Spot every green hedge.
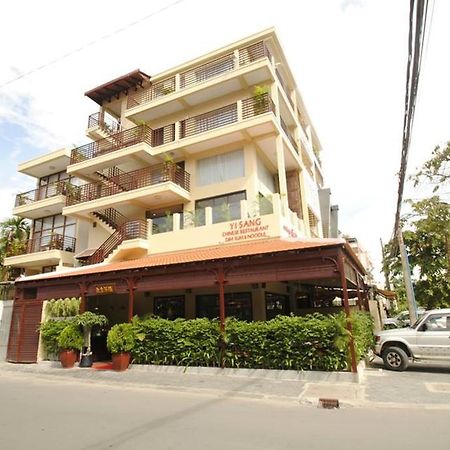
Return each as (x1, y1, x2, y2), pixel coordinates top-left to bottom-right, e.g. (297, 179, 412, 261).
(131, 312, 374, 371)
(39, 319, 74, 356)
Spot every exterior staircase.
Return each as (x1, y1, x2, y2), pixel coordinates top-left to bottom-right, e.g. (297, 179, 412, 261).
(88, 207, 147, 265)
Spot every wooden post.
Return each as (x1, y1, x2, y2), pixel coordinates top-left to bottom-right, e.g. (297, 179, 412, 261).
(355, 273, 363, 311)
(79, 282, 87, 313)
(216, 264, 226, 368)
(338, 251, 358, 374)
(126, 278, 136, 322)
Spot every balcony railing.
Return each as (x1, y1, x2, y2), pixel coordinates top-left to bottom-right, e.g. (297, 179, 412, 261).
(72, 94, 275, 165)
(280, 118, 299, 154)
(88, 112, 120, 133)
(87, 219, 147, 265)
(15, 181, 69, 207)
(276, 68, 294, 110)
(127, 40, 272, 109)
(66, 163, 191, 206)
(70, 124, 175, 164)
(181, 92, 275, 139)
(7, 234, 76, 256)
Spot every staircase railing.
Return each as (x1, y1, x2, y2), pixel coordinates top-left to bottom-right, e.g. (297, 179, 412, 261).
(92, 208, 129, 230)
(87, 219, 147, 265)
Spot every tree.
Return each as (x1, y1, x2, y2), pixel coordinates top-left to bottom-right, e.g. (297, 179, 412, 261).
(384, 197, 450, 310)
(412, 141, 450, 192)
(0, 216, 30, 281)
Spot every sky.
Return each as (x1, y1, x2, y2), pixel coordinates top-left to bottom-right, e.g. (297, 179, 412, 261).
(0, 0, 448, 283)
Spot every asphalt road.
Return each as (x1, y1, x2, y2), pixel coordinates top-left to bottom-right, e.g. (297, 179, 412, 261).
(1, 372, 450, 450)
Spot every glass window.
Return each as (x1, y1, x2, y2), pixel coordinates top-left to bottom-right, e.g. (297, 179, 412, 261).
(265, 292, 290, 320)
(196, 292, 252, 321)
(424, 314, 450, 331)
(154, 296, 185, 320)
(196, 191, 246, 225)
(197, 149, 244, 186)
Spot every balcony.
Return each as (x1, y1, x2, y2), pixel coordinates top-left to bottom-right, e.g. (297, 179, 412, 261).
(13, 181, 69, 219)
(86, 111, 121, 140)
(126, 40, 274, 122)
(4, 234, 76, 269)
(68, 124, 175, 176)
(64, 163, 191, 215)
(68, 93, 278, 176)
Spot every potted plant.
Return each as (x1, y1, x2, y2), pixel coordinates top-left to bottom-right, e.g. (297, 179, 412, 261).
(57, 323, 83, 368)
(252, 85, 269, 115)
(74, 312, 108, 367)
(107, 323, 135, 371)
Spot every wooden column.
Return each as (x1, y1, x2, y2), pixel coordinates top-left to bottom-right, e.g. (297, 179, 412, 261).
(216, 264, 227, 368)
(126, 278, 137, 322)
(79, 282, 87, 313)
(355, 273, 363, 311)
(338, 251, 358, 374)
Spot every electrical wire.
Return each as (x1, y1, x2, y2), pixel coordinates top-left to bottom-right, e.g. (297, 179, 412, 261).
(0, 0, 186, 90)
(392, 0, 433, 239)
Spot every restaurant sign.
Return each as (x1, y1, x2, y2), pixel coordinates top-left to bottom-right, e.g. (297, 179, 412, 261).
(221, 217, 269, 243)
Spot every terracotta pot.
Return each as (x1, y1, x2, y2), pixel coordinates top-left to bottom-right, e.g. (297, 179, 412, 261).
(111, 352, 131, 371)
(60, 349, 78, 369)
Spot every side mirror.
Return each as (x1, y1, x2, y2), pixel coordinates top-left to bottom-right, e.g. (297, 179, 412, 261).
(419, 323, 428, 332)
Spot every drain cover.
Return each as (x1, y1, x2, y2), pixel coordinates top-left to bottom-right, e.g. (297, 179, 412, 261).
(318, 398, 340, 409)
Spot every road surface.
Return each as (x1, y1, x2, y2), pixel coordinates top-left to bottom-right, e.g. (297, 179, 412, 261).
(0, 372, 449, 450)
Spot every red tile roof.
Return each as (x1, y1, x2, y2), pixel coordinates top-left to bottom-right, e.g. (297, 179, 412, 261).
(22, 237, 358, 283)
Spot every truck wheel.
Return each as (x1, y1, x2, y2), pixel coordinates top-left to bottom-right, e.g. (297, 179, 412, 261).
(381, 346, 409, 371)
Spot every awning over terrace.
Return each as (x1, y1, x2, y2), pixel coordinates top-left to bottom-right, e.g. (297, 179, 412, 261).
(85, 69, 151, 105)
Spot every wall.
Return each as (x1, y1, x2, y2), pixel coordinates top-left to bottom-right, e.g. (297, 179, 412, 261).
(0, 301, 14, 361)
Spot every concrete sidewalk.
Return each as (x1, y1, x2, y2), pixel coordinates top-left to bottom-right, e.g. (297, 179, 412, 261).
(1, 358, 450, 410)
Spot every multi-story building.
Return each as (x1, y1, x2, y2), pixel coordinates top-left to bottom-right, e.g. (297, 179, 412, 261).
(6, 28, 326, 277)
(4, 29, 367, 365)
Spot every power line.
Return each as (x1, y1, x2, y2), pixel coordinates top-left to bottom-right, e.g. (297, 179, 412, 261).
(0, 0, 186, 90)
(393, 0, 433, 237)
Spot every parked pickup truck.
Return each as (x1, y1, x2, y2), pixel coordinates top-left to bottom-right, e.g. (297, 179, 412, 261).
(375, 308, 450, 371)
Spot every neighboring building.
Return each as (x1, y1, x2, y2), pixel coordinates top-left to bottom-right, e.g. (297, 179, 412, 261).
(346, 237, 374, 283)
(4, 29, 367, 366)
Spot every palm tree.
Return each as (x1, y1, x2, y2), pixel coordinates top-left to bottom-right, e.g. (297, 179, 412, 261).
(0, 216, 30, 280)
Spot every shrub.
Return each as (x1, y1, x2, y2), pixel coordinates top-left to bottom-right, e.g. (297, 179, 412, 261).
(130, 312, 374, 371)
(39, 320, 72, 356)
(57, 324, 83, 351)
(107, 323, 135, 354)
(45, 297, 80, 318)
(132, 317, 220, 366)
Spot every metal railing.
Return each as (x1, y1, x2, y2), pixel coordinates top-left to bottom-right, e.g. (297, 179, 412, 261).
(242, 92, 275, 119)
(88, 112, 120, 133)
(14, 234, 77, 255)
(180, 53, 235, 89)
(127, 76, 176, 109)
(87, 219, 147, 265)
(70, 124, 174, 164)
(15, 181, 70, 207)
(238, 41, 272, 66)
(180, 104, 238, 138)
(92, 208, 129, 230)
(127, 40, 272, 109)
(276, 68, 294, 110)
(280, 118, 299, 154)
(66, 163, 190, 206)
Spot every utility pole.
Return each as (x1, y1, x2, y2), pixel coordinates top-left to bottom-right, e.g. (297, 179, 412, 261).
(380, 238, 391, 290)
(397, 228, 418, 324)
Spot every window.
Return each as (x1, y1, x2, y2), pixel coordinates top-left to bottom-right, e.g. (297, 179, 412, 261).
(197, 149, 244, 186)
(195, 191, 246, 225)
(31, 214, 76, 252)
(265, 292, 290, 320)
(146, 204, 184, 234)
(257, 157, 275, 193)
(154, 296, 185, 320)
(424, 314, 450, 331)
(196, 292, 252, 321)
